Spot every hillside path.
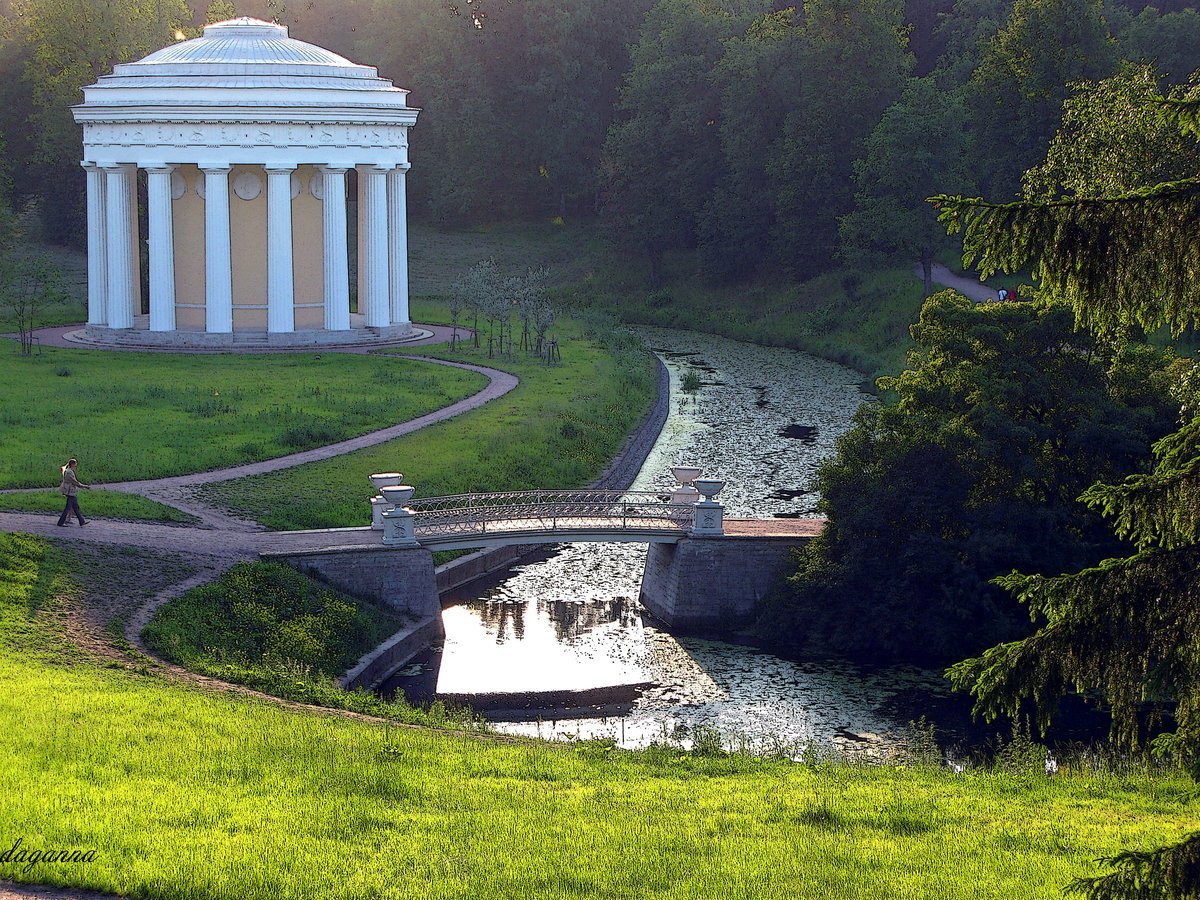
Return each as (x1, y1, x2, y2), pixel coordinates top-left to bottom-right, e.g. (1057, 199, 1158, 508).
(916, 262, 995, 302)
(1, 352, 517, 529)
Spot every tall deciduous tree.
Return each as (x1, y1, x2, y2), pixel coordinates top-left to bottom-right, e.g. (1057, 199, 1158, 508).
(13, 0, 190, 244)
(840, 76, 975, 294)
(602, 0, 763, 283)
(768, 0, 912, 276)
(762, 291, 1174, 663)
(965, 0, 1118, 199)
(935, 84, 1200, 899)
(698, 7, 803, 281)
(1022, 63, 1200, 200)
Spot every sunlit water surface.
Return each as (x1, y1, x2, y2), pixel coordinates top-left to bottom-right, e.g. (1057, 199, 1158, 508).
(385, 328, 959, 752)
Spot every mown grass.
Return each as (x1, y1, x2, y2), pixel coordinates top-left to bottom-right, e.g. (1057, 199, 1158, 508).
(0, 489, 197, 524)
(0, 346, 486, 488)
(198, 315, 658, 530)
(141, 560, 480, 726)
(2, 532, 1199, 899)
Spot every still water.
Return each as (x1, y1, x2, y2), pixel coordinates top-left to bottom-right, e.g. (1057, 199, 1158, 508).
(385, 328, 958, 752)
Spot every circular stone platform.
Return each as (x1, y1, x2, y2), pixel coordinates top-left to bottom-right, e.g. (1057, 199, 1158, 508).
(61, 321, 435, 351)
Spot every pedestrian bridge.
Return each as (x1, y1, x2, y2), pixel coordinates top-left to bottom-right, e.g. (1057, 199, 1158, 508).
(401, 489, 698, 551)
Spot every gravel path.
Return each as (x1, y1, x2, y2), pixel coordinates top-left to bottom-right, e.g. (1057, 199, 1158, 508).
(1, 353, 517, 529)
(916, 262, 995, 303)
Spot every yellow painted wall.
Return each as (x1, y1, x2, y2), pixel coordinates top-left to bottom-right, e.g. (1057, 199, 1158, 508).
(172, 164, 206, 332)
(230, 165, 268, 332)
(168, 163, 334, 333)
(293, 165, 325, 331)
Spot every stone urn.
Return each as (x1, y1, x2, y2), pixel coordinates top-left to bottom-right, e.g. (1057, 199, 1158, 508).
(380, 485, 415, 507)
(693, 479, 725, 501)
(670, 466, 702, 486)
(369, 472, 403, 490)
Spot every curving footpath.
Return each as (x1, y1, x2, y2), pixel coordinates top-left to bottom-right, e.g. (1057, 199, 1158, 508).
(0, 354, 517, 530)
(0, 348, 519, 664)
(915, 262, 995, 303)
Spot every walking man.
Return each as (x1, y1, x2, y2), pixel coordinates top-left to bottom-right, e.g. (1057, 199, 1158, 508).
(57, 458, 90, 526)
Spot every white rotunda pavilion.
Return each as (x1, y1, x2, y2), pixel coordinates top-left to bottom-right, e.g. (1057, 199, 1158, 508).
(72, 17, 421, 346)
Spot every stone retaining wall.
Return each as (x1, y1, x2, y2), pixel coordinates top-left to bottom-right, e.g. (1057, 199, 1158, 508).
(267, 544, 443, 632)
(340, 615, 443, 690)
(639, 534, 812, 632)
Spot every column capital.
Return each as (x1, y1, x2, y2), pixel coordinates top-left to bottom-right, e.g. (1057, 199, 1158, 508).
(144, 164, 176, 175)
(360, 163, 396, 173)
(80, 161, 99, 172)
(199, 163, 232, 174)
(100, 162, 135, 172)
(264, 163, 297, 175)
(319, 165, 349, 175)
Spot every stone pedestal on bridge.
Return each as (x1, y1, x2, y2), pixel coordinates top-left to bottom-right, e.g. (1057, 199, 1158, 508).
(639, 522, 821, 632)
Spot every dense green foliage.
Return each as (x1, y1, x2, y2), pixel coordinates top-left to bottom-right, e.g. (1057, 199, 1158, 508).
(143, 560, 400, 676)
(761, 292, 1177, 663)
(840, 76, 975, 293)
(4, 532, 1200, 899)
(4, 0, 1198, 311)
(199, 314, 658, 529)
(0, 347, 484, 488)
(141, 559, 480, 725)
(934, 66, 1200, 900)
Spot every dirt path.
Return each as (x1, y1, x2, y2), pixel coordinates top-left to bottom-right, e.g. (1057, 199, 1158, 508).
(1, 352, 517, 529)
(915, 262, 995, 303)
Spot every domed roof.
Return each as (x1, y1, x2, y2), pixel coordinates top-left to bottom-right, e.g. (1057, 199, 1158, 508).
(120, 18, 381, 82)
(76, 17, 410, 109)
(74, 17, 417, 168)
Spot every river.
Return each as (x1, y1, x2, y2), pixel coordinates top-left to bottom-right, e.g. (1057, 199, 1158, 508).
(384, 328, 961, 754)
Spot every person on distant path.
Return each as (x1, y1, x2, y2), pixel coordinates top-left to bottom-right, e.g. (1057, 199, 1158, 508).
(998, 288, 1009, 302)
(57, 458, 90, 526)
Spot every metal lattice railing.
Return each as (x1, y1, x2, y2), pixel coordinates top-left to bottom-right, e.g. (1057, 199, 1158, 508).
(405, 490, 693, 539)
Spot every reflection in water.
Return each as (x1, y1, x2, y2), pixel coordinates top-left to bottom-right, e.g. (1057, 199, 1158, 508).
(385, 328, 961, 751)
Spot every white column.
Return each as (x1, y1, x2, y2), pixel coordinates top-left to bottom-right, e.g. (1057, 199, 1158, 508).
(201, 165, 233, 333)
(81, 163, 107, 326)
(387, 166, 410, 327)
(146, 166, 176, 332)
(265, 165, 296, 333)
(320, 166, 350, 331)
(360, 165, 391, 328)
(102, 164, 136, 330)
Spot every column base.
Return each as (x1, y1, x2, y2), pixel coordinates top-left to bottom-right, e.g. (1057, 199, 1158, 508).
(71, 323, 431, 350)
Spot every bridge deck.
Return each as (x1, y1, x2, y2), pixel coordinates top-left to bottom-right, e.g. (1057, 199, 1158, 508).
(260, 517, 827, 557)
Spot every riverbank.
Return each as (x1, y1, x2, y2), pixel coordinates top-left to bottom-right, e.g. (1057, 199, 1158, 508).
(2, 532, 1197, 900)
(404, 220, 978, 380)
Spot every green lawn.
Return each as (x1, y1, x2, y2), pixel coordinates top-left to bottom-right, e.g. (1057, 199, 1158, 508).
(0, 239, 89, 332)
(198, 316, 658, 530)
(140, 560, 479, 727)
(0, 489, 197, 524)
(0, 346, 487, 489)
(2, 532, 1198, 899)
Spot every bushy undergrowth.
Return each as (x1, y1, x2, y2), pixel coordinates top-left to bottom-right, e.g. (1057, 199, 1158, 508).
(143, 561, 398, 676)
(142, 560, 481, 728)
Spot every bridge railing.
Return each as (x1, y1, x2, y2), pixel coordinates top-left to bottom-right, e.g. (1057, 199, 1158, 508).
(405, 489, 693, 539)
